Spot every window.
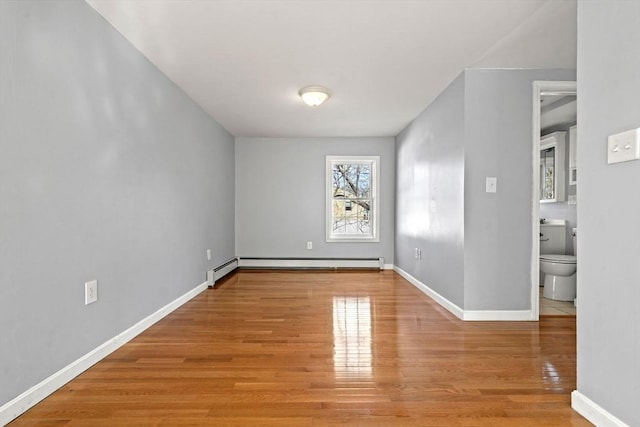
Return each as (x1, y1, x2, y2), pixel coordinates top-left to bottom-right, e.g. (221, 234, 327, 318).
(326, 156, 379, 242)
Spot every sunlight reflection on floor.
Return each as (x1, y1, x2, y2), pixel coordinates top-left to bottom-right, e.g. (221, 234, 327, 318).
(333, 296, 372, 377)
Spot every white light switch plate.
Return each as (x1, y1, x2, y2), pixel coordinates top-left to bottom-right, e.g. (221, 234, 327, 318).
(85, 280, 98, 305)
(486, 177, 497, 193)
(608, 128, 640, 164)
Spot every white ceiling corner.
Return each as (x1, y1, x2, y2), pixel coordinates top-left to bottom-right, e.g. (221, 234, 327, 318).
(85, 0, 576, 138)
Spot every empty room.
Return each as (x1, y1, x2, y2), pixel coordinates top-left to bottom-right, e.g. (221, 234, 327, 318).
(1, 1, 638, 426)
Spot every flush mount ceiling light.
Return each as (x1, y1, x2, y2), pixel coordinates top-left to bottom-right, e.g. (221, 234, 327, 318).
(299, 86, 331, 107)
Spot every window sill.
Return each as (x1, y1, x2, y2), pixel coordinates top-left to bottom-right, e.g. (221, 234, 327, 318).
(326, 237, 380, 243)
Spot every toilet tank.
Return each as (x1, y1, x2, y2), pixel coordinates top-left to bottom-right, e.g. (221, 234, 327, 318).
(540, 220, 566, 254)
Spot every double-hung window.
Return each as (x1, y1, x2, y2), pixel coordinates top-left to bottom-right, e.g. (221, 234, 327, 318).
(326, 156, 379, 242)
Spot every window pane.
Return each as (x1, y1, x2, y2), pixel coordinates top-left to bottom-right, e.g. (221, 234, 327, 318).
(327, 156, 378, 242)
(332, 167, 345, 197)
(331, 166, 372, 236)
(333, 163, 372, 199)
(337, 164, 356, 198)
(344, 205, 358, 234)
(348, 165, 360, 198)
(356, 203, 371, 235)
(332, 200, 346, 234)
(356, 165, 371, 198)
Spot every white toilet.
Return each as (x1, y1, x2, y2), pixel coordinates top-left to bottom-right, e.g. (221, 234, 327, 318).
(540, 220, 577, 301)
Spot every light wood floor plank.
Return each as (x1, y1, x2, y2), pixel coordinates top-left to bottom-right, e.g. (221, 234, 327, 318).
(9, 270, 591, 426)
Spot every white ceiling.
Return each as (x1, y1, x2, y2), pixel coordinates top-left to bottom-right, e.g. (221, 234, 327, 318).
(86, 0, 576, 138)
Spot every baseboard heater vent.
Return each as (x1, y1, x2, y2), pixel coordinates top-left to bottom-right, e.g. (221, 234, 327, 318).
(207, 257, 238, 287)
(237, 257, 384, 270)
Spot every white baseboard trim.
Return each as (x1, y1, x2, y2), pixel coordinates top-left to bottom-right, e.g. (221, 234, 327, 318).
(393, 265, 533, 321)
(572, 390, 629, 427)
(462, 309, 533, 321)
(393, 265, 464, 320)
(383, 263, 394, 270)
(0, 281, 209, 427)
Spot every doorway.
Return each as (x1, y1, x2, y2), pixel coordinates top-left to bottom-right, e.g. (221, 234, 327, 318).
(531, 81, 577, 320)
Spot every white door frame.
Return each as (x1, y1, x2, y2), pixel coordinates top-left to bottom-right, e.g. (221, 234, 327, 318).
(530, 81, 577, 320)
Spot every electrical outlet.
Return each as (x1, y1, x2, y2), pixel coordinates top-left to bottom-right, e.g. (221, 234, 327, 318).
(206, 249, 212, 261)
(307, 241, 313, 250)
(85, 280, 98, 305)
(486, 177, 497, 193)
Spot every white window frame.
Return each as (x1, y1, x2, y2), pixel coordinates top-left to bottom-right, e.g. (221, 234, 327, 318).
(326, 155, 380, 243)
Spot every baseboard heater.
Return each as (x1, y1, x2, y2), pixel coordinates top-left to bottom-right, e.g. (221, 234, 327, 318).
(207, 257, 238, 287)
(237, 257, 384, 270)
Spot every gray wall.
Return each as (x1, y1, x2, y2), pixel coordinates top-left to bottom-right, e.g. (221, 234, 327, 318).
(395, 73, 465, 307)
(0, 0, 235, 406)
(577, 1, 640, 425)
(395, 69, 575, 311)
(463, 69, 575, 310)
(235, 137, 395, 263)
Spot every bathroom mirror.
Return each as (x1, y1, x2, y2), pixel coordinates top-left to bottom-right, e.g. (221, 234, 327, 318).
(540, 131, 565, 203)
(569, 125, 577, 185)
(541, 147, 556, 200)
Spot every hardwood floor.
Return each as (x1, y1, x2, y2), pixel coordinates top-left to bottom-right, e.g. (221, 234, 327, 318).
(10, 270, 591, 426)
